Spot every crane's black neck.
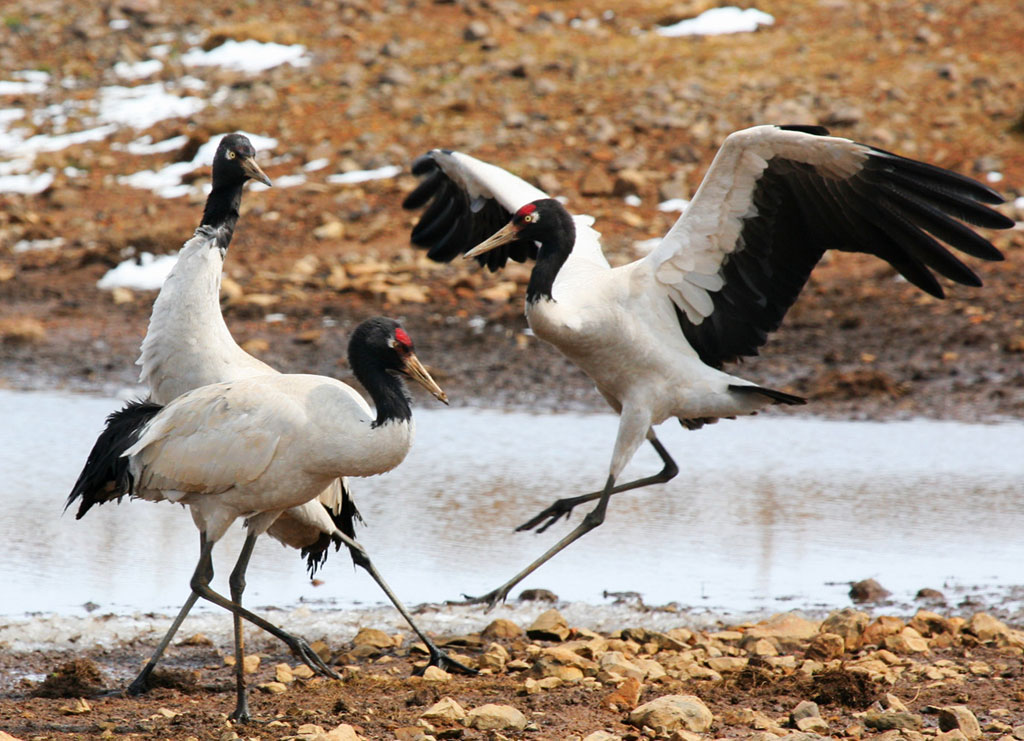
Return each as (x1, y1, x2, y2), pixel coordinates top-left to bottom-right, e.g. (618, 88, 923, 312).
(351, 350, 412, 427)
(525, 207, 575, 305)
(199, 182, 244, 252)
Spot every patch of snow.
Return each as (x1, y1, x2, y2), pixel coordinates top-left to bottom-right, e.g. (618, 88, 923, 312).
(658, 198, 689, 212)
(624, 194, 642, 207)
(97, 253, 179, 291)
(182, 39, 311, 73)
(148, 44, 171, 58)
(1014, 196, 1024, 210)
(303, 157, 330, 172)
(0, 171, 54, 194)
(118, 134, 189, 155)
(0, 80, 46, 95)
(326, 164, 402, 185)
(63, 166, 87, 177)
(266, 173, 306, 189)
(108, 18, 130, 30)
(264, 313, 286, 323)
(986, 171, 1003, 183)
(656, 6, 774, 37)
(96, 83, 205, 129)
(113, 59, 164, 80)
(13, 237, 65, 253)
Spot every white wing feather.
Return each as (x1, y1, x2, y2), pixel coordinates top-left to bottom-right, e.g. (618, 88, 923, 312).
(643, 125, 868, 323)
(435, 150, 550, 213)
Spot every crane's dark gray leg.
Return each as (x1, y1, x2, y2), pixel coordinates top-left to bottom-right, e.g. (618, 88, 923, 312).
(187, 535, 341, 688)
(458, 474, 619, 610)
(517, 436, 678, 534)
(344, 545, 476, 676)
(124, 590, 199, 695)
(227, 532, 258, 722)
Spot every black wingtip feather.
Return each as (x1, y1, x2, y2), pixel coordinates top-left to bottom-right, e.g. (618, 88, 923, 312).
(779, 124, 831, 137)
(66, 399, 162, 519)
(301, 486, 365, 576)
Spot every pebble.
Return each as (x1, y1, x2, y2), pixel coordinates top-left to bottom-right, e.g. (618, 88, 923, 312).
(481, 618, 524, 640)
(527, 608, 571, 641)
(464, 703, 528, 731)
(628, 695, 713, 735)
(939, 706, 982, 740)
(420, 696, 466, 723)
(850, 578, 891, 603)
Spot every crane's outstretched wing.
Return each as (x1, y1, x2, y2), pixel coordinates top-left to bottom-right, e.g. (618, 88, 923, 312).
(644, 125, 1011, 369)
(403, 150, 549, 271)
(125, 382, 291, 497)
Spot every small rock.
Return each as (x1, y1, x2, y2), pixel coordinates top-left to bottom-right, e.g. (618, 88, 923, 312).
(583, 732, 622, 741)
(313, 220, 345, 240)
(916, 588, 946, 603)
(862, 615, 905, 646)
(965, 612, 1009, 642)
(790, 700, 821, 726)
(463, 21, 490, 41)
(258, 681, 288, 694)
(939, 706, 982, 740)
(275, 664, 294, 684)
(178, 633, 213, 647)
(527, 608, 571, 641)
(0, 317, 46, 344)
(850, 578, 891, 603)
(481, 619, 523, 640)
(599, 651, 645, 681)
(601, 676, 642, 711)
(628, 695, 713, 735)
(805, 632, 845, 660)
(519, 588, 558, 602)
(746, 612, 820, 650)
(421, 666, 450, 683)
(420, 696, 466, 723)
(464, 703, 528, 731)
(580, 165, 615, 196)
(864, 712, 924, 731)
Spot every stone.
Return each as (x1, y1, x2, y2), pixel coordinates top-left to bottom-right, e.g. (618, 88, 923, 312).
(478, 642, 509, 672)
(864, 712, 923, 731)
(275, 663, 294, 684)
(463, 21, 490, 41)
(519, 588, 558, 602)
(583, 732, 622, 741)
(966, 612, 1009, 642)
(421, 666, 450, 683)
(464, 703, 529, 731)
(862, 616, 905, 646)
(527, 608, 571, 641)
(849, 578, 891, 603)
(628, 695, 713, 735)
(352, 627, 395, 649)
(939, 706, 982, 740)
(580, 165, 615, 196)
(909, 610, 954, 637)
(420, 696, 466, 723)
(257, 681, 288, 694)
(601, 676, 642, 711)
(746, 612, 820, 650)
(325, 724, 364, 741)
(0, 317, 46, 343)
(481, 618, 524, 640)
(821, 608, 870, 650)
(599, 651, 645, 681)
(883, 627, 930, 654)
(805, 632, 845, 660)
(790, 700, 820, 725)
(313, 220, 345, 240)
(706, 656, 747, 673)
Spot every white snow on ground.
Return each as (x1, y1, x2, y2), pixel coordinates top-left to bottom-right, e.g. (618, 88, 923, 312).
(303, 157, 330, 172)
(112, 59, 165, 80)
(117, 134, 190, 155)
(658, 198, 690, 212)
(117, 131, 278, 198)
(656, 6, 774, 37)
(97, 252, 179, 291)
(326, 164, 402, 185)
(0, 172, 54, 194)
(96, 83, 205, 129)
(181, 39, 311, 73)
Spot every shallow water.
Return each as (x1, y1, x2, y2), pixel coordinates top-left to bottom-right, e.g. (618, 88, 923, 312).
(1, 388, 1023, 642)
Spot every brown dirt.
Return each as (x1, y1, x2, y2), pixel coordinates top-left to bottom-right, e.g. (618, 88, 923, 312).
(2, 0, 1024, 737)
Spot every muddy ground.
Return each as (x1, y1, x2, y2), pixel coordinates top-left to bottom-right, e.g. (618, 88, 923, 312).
(1, 0, 1024, 738)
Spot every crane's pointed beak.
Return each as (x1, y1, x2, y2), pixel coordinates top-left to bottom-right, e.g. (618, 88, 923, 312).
(242, 155, 273, 187)
(464, 220, 518, 260)
(403, 352, 448, 405)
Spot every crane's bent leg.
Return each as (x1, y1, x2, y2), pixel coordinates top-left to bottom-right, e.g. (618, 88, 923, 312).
(457, 474, 618, 610)
(188, 535, 341, 684)
(227, 532, 258, 722)
(518, 435, 677, 534)
(344, 545, 477, 676)
(124, 591, 199, 695)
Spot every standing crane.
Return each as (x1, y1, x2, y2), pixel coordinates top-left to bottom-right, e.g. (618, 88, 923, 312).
(68, 317, 448, 721)
(403, 124, 1013, 608)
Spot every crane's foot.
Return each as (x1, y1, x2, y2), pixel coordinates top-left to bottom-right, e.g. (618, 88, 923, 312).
(285, 636, 341, 680)
(447, 586, 511, 612)
(516, 495, 587, 534)
(229, 700, 251, 723)
(123, 675, 150, 696)
(414, 646, 478, 676)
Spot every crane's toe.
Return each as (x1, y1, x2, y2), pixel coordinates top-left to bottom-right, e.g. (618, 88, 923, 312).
(516, 496, 583, 533)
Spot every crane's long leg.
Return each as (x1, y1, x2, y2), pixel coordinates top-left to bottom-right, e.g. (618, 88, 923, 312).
(188, 534, 341, 684)
(344, 545, 476, 676)
(459, 473, 620, 610)
(517, 436, 678, 534)
(227, 532, 258, 722)
(124, 590, 200, 695)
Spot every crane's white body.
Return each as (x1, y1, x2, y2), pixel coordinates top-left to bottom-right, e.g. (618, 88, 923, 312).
(126, 373, 413, 544)
(137, 226, 346, 546)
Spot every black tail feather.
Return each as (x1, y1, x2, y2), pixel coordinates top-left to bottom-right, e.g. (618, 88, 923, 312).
(301, 481, 365, 576)
(729, 383, 807, 406)
(66, 399, 162, 519)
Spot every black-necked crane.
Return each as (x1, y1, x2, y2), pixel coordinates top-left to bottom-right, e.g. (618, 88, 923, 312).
(403, 124, 1014, 609)
(72, 133, 472, 703)
(68, 317, 448, 721)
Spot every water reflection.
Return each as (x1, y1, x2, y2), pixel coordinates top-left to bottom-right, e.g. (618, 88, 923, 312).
(1, 388, 1022, 618)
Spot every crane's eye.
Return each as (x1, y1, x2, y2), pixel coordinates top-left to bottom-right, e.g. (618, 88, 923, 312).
(226, 150, 236, 160)
(523, 213, 536, 223)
